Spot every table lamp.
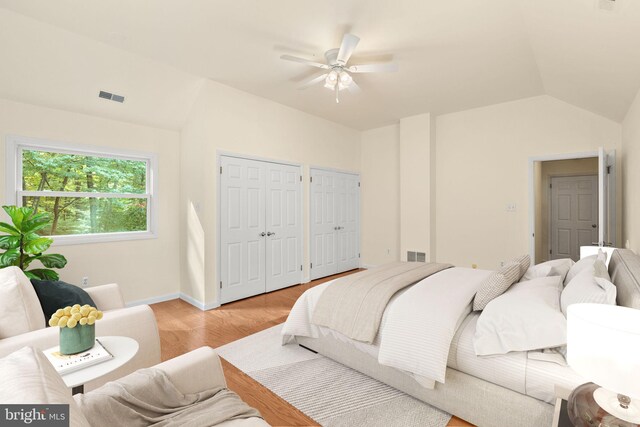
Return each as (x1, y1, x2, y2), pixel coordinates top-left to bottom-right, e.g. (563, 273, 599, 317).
(567, 304, 640, 426)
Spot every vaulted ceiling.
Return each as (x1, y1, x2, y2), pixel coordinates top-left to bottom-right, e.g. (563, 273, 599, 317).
(1, 0, 639, 130)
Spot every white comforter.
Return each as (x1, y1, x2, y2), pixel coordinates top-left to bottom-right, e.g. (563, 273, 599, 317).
(282, 267, 491, 388)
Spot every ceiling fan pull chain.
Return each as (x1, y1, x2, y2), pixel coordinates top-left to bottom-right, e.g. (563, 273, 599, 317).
(335, 83, 340, 103)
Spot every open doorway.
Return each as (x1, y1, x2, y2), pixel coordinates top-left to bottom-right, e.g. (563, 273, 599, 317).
(534, 158, 598, 263)
(529, 149, 616, 264)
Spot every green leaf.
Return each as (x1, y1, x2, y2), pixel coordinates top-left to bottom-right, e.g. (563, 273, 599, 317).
(0, 235, 20, 250)
(26, 269, 59, 281)
(0, 249, 20, 268)
(23, 237, 52, 255)
(4, 206, 35, 230)
(21, 255, 37, 269)
(23, 270, 39, 280)
(37, 254, 67, 269)
(20, 213, 51, 234)
(0, 222, 20, 236)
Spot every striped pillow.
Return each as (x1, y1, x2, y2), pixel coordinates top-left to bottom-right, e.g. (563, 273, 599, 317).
(510, 254, 531, 281)
(473, 262, 521, 311)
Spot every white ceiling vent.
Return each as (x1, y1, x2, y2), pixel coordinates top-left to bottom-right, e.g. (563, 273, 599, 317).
(98, 90, 125, 103)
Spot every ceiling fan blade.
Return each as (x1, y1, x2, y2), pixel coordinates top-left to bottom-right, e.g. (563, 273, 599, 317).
(336, 34, 360, 65)
(298, 74, 328, 90)
(347, 80, 361, 94)
(281, 55, 330, 69)
(348, 62, 399, 73)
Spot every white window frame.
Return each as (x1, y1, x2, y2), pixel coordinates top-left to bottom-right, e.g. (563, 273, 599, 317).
(4, 135, 158, 245)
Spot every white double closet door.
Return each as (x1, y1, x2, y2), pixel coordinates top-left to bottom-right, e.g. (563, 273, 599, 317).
(310, 168, 360, 281)
(220, 156, 302, 304)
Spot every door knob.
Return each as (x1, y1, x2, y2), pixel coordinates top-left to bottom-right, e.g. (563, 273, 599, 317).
(259, 232, 266, 237)
(267, 231, 275, 236)
(592, 224, 597, 228)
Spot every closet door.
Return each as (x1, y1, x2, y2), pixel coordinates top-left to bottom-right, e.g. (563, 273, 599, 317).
(220, 156, 266, 304)
(265, 163, 303, 292)
(336, 172, 360, 273)
(310, 168, 360, 281)
(310, 169, 338, 280)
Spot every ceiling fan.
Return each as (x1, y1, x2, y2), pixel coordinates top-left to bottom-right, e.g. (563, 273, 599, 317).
(281, 33, 398, 103)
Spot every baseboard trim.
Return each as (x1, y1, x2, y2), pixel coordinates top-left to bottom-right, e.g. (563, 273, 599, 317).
(360, 263, 376, 269)
(125, 293, 180, 307)
(125, 292, 219, 311)
(179, 293, 220, 311)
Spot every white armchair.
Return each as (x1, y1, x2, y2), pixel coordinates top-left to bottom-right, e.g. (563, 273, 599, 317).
(0, 266, 161, 391)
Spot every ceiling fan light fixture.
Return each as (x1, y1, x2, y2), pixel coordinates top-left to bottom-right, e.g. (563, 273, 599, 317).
(339, 71, 352, 86)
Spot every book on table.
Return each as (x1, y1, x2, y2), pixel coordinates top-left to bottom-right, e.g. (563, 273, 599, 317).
(44, 338, 114, 375)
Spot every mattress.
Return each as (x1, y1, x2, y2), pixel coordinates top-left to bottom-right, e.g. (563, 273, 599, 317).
(313, 309, 584, 404)
(447, 312, 584, 403)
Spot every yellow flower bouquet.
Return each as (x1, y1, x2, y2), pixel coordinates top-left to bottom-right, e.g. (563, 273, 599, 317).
(49, 304, 103, 355)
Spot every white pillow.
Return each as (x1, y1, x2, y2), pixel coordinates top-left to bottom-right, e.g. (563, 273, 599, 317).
(560, 260, 616, 316)
(521, 258, 575, 283)
(564, 251, 607, 285)
(0, 267, 46, 338)
(0, 347, 90, 427)
(474, 275, 566, 356)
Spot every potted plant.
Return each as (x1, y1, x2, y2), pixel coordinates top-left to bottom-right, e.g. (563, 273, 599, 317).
(0, 205, 67, 280)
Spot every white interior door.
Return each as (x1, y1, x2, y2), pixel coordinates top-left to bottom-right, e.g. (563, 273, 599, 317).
(220, 156, 266, 303)
(310, 169, 337, 280)
(336, 172, 360, 273)
(265, 163, 303, 292)
(310, 168, 360, 280)
(550, 175, 598, 261)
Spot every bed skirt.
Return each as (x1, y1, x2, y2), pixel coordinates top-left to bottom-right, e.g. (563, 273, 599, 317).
(297, 335, 553, 427)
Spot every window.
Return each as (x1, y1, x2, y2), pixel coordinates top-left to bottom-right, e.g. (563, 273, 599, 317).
(5, 136, 157, 244)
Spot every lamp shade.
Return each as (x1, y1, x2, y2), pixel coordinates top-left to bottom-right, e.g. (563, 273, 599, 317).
(567, 303, 640, 399)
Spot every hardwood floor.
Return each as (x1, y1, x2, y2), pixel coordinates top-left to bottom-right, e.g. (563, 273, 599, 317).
(151, 270, 474, 427)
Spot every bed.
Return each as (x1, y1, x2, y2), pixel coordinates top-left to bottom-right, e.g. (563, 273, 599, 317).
(281, 249, 640, 427)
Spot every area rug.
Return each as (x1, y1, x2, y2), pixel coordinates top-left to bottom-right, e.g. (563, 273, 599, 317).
(215, 324, 452, 427)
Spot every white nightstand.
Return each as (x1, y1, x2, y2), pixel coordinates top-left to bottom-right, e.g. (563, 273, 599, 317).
(552, 385, 573, 427)
(45, 336, 139, 394)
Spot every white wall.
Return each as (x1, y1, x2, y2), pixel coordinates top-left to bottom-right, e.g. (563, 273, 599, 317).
(180, 80, 361, 307)
(436, 95, 621, 269)
(0, 98, 181, 303)
(622, 88, 640, 253)
(399, 113, 436, 261)
(360, 125, 400, 267)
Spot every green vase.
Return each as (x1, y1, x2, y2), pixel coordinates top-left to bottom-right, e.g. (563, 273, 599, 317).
(59, 324, 95, 355)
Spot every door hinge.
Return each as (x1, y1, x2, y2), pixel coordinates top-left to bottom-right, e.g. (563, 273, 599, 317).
(359, 253, 361, 258)
(300, 265, 302, 271)
(310, 176, 313, 183)
(607, 166, 611, 174)
(358, 182, 361, 187)
(549, 183, 552, 189)
(310, 263, 313, 269)
(220, 281, 222, 289)
(549, 249, 552, 255)
(220, 166, 222, 174)
(300, 175, 302, 182)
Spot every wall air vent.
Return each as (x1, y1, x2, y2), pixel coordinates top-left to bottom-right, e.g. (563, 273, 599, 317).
(98, 90, 125, 103)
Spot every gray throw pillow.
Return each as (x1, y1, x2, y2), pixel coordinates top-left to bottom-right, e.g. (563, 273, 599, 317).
(473, 262, 521, 311)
